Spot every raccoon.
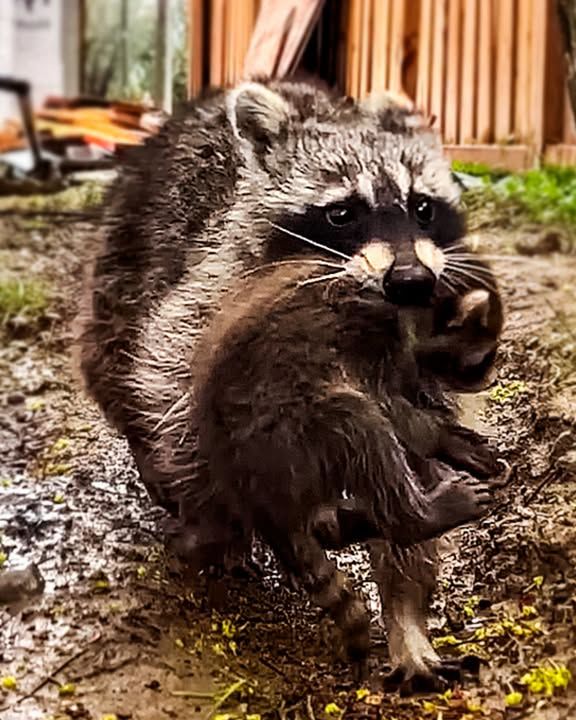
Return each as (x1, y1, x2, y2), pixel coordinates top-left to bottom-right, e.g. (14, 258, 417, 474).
(78, 80, 503, 689)
(190, 258, 502, 675)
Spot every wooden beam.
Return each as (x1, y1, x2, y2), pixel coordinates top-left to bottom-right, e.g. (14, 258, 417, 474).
(443, 144, 533, 171)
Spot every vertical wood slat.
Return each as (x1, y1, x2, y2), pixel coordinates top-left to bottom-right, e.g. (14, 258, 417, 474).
(443, 0, 461, 143)
(429, 0, 447, 129)
(529, 0, 549, 156)
(358, 0, 372, 97)
(416, 0, 433, 113)
(370, 0, 390, 92)
(476, 0, 493, 142)
(388, 0, 405, 93)
(460, 0, 478, 142)
(346, 0, 362, 97)
(187, 0, 204, 98)
(563, 88, 576, 143)
(209, 0, 224, 86)
(494, 0, 514, 142)
(515, 0, 532, 143)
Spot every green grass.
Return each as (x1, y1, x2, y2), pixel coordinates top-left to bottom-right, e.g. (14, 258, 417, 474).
(0, 278, 50, 330)
(456, 164, 576, 241)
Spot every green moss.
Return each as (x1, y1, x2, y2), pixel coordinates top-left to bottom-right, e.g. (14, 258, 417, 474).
(0, 181, 105, 213)
(0, 278, 49, 329)
(452, 160, 509, 181)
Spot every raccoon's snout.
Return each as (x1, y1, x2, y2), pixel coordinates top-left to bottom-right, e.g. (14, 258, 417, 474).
(383, 264, 436, 306)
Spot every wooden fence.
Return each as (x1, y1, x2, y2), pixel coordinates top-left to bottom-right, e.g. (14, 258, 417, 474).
(187, 0, 576, 169)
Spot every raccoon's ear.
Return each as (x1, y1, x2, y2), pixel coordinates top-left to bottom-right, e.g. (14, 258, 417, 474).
(226, 82, 290, 160)
(361, 91, 433, 134)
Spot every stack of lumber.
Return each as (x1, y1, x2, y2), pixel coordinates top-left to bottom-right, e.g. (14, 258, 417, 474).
(0, 98, 162, 159)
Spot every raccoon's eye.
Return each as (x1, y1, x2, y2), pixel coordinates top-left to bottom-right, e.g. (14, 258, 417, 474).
(325, 205, 356, 227)
(414, 197, 436, 226)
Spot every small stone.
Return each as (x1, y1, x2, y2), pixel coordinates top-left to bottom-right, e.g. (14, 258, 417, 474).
(515, 230, 564, 256)
(6, 391, 25, 405)
(0, 564, 45, 604)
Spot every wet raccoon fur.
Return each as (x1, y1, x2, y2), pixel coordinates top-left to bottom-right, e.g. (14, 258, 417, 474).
(78, 80, 503, 688)
(191, 259, 501, 672)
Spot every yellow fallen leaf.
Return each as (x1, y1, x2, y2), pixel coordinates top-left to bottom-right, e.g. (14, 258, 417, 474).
(59, 683, 76, 696)
(324, 702, 343, 718)
(1, 676, 17, 690)
(505, 691, 524, 707)
(355, 688, 370, 701)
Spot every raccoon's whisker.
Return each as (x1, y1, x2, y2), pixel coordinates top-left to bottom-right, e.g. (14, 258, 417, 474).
(240, 259, 344, 280)
(443, 243, 474, 254)
(443, 266, 498, 292)
(268, 221, 353, 261)
(297, 271, 347, 287)
(437, 276, 459, 296)
(440, 271, 469, 293)
(444, 260, 498, 277)
(447, 252, 536, 264)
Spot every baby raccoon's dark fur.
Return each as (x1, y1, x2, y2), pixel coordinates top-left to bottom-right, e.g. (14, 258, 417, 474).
(78, 80, 503, 689)
(191, 261, 500, 670)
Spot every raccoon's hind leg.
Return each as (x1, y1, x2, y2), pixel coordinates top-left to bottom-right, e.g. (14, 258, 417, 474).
(369, 539, 460, 693)
(256, 511, 371, 677)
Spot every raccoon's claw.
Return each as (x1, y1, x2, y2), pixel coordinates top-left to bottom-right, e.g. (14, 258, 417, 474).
(384, 658, 462, 695)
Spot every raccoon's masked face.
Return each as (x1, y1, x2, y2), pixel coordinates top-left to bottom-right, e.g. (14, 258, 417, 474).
(227, 81, 465, 308)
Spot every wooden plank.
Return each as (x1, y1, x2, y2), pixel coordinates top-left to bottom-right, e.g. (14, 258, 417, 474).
(187, 0, 204, 98)
(370, 0, 390, 92)
(347, 0, 362, 97)
(429, 0, 446, 131)
(416, 0, 433, 113)
(529, 0, 549, 155)
(209, 0, 225, 87)
(476, 0, 493, 142)
(388, 0, 405, 93)
(494, 0, 514, 142)
(544, 0, 566, 144)
(514, 0, 533, 143)
(358, 0, 372, 97)
(443, 0, 461, 143)
(544, 143, 576, 165)
(443, 144, 533, 171)
(460, 0, 478, 143)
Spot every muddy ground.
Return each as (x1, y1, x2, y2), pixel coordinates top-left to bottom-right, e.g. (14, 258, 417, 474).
(0, 194, 575, 720)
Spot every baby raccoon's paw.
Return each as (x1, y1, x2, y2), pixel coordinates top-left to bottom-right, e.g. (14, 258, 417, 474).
(427, 466, 493, 533)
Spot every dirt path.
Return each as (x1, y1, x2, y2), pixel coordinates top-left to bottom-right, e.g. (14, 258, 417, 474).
(0, 209, 575, 720)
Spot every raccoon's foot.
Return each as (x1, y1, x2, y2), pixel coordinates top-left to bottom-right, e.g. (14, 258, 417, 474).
(309, 499, 379, 550)
(264, 522, 371, 668)
(419, 464, 493, 538)
(163, 518, 259, 579)
(437, 424, 501, 479)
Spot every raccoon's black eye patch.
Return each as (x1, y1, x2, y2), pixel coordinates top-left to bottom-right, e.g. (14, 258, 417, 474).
(325, 205, 357, 227)
(414, 197, 436, 227)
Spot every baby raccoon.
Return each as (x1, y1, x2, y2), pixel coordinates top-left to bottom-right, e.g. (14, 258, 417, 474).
(190, 256, 501, 679)
(78, 80, 503, 690)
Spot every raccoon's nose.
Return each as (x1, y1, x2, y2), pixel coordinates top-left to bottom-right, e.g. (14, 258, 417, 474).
(383, 264, 436, 306)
